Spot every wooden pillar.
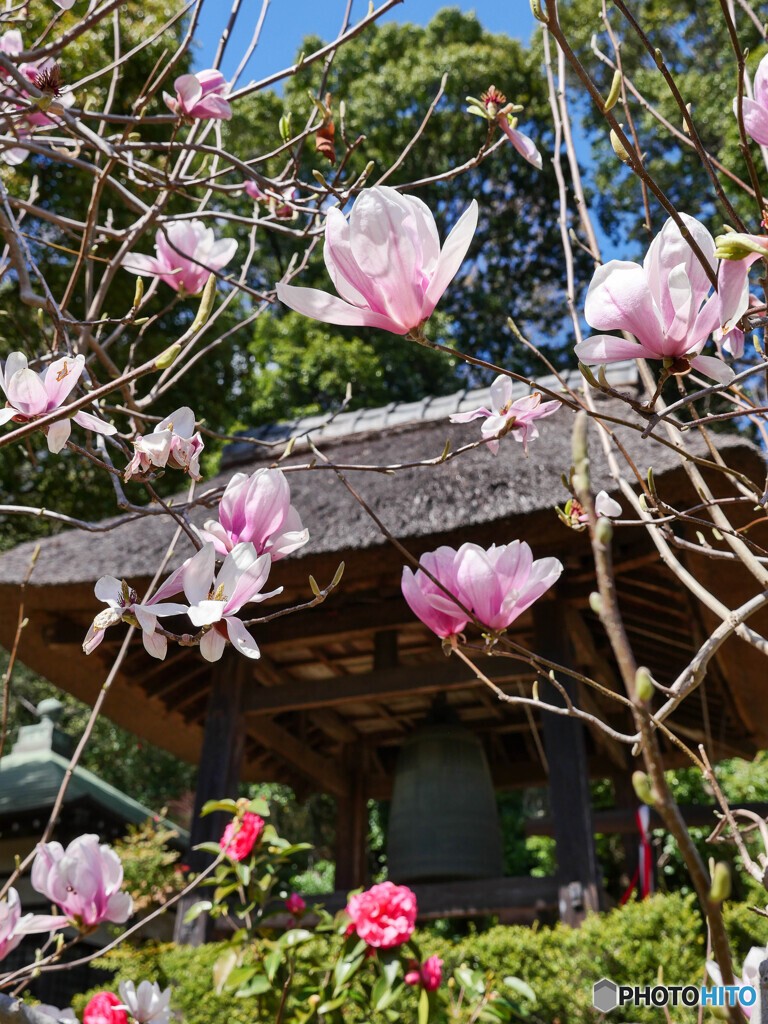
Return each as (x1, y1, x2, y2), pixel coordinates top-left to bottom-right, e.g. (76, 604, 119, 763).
(334, 746, 368, 891)
(535, 604, 601, 926)
(174, 655, 246, 945)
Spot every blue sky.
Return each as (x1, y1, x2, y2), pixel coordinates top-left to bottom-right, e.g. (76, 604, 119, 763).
(195, 1, 537, 84)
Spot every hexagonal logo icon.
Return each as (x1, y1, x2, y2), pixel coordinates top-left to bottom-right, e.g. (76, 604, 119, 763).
(593, 978, 618, 1013)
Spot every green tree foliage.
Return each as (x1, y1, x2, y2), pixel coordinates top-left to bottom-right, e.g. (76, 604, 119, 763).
(552, 0, 767, 246)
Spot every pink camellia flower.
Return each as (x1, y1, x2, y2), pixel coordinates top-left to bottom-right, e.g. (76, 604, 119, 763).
(198, 468, 309, 559)
(405, 955, 443, 991)
(163, 69, 231, 121)
(706, 946, 765, 1019)
(735, 53, 768, 146)
(82, 576, 188, 661)
(0, 888, 65, 963)
(123, 220, 237, 296)
(401, 546, 469, 638)
(245, 181, 298, 219)
(346, 881, 417, 949)
(575, 213, 752, 383)
(124, 407, 204, 482)
(219, 812, 265, 861)
(276, 185, 478, 336)
(83, 994, 128, 1024)
(151, 541, 282, 662)
(450, 376, 559, 455)
(31, 835, 133, 928)
(0, 351, 116, 453)
(455, 540, 563, 632)
(285, 893, 306, 916)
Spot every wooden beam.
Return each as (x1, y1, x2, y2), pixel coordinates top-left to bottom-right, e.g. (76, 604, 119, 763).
(243, 657, 526, 716)
(524, 802, 768, 836)
(247, 717, 349, 797)
(536, 604, 601, 926)
(252, 653, 358, 743)
(316, 876, 559, 919)
(174, 656, 246, 946)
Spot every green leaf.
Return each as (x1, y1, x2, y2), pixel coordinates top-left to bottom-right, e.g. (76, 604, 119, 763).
(247, 797, 270, 816)
(182, 900, 212, 924)
(265, 945, 283, 984)
(317, 996, 347, 1014)
(213, 949, 238, 995)
(201, 799, 238, 817)
(279, 928, 314, 948)
(235, 973, 272, 998)
(455, 967, 485, 994)
(503, 976, 537, 1005)
(223, 966, 256, 991)
(333, 952, 365, 994)
(418, 986, 430, 1024)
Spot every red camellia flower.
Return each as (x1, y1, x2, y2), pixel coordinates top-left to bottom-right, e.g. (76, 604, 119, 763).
(219, 812, 265, 861)
(345, 881, 417, 949)
(285, 893, 306, 916)
(83, 993, 128, 1024)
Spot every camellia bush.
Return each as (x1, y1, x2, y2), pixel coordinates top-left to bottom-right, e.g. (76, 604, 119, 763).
(2, 0, 768, 1023)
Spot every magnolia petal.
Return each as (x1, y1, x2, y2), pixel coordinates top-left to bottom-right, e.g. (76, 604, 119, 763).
(94, 576, 124, 606)
(73, 410, 117, 435)
(177, 544, 216, 605)
(489, 374, 513, 414)
(122, 253, 161, 277)
(449, 406, 490, 423)
(44, 354, 84, 409)
(159, 406, 195, 437)
(2, 352, 28, 391)
(717, 258, 751, 334)
(689, 354, 735, 384)
(200, 628, 227, 662)
(741, 97, 768, 146)
(276, 283, 401, 332)
(188, 600, 225, 628)
(7, 367, 48, 417)
(324, 206, 377, 308)
(225, 615, 262, 659)
(499, 117, 543, 170)
(584, 261, 663, 351)
(424, 200, 478, 316)
(0, 408, 17, 426)
(575, 334, 649, 364)
(174, 74, 204, 112)
(595, 491, 622, 518)
(46, 418, 72, 454)
(142, 630, 167, 661)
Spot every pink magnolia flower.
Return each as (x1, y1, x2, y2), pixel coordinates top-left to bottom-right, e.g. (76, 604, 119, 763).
(83, 994, 128, 1024)
(20, 60, 75, 128)
(117, 981, 172, 1024)
(152, 542, 282, 662)
(276, 185, 478, 335)
(219, 812, 265, 861)
(0, 351, 116, 453)
(123, 220, 237, 296)
(401, 546, 469, 638)
(245, 182, 297, 219)
(198, 468, 309, 559)
(706, 946, 765, 1018)
(163, 69, 231, 121)
(346, 882, 417, 949)
(558, 491, 622, 531)
(456, 540, 563, 631)
(736, 53, 768, 146)
(450, 376, 559, 455)
(124, 407, 204, 482)
(285, 893, 306, 916)
(0, 888, 65, 963)
(31, 835, 133, 928)
(575, 214, 751, 383)
(478, 86, 542, 170)
(405, 955, 443, 991)
(82, 576, 188, 660)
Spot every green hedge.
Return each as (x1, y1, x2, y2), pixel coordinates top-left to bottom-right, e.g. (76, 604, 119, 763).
(80, 894, 768, 1024)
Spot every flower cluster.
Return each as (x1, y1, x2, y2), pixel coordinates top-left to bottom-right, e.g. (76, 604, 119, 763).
(124, 220, 237, 296)
(402, 541, 563, 637)
(450, 375, 560, 455)
(277, 185, 477, 336)
(0, 352, 116, 453)
(32, 834, 133, 929)
(345, 881, 417, 949)
(124, 407, 204, 482)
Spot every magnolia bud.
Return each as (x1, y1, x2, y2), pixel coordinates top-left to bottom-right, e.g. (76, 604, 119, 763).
(588, 591, 603, 615)
(610, 127, 633, 164)
(632, 771, 655, 806)
(279, 113, 292, 142)
(190, 273, 216, 333)
(604, 70, 622, 111)
(530, 0, 548, 21)
(709, 862, 731, 903)
(155, 343, 181, 370)
(635, 667, 655, 702)
(595, 516, 613, 545)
